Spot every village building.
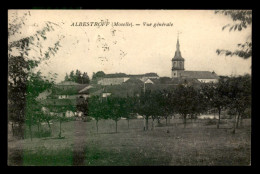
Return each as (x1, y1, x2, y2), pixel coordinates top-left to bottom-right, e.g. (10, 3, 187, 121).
(97, 73, 159, 86)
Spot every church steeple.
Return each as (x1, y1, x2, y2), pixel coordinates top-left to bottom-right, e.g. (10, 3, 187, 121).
(173, 34, 184, 61)
(171, 34, 185, 78)
(176, 34, 180, 51)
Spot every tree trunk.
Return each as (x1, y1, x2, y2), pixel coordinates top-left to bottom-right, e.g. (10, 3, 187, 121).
(232, 114, 239, 134)
(29, 123, 32, 141)
(236, 114, 240, 128)
(143, 117, 146, 131)
(240, 115, 243, 128)
(169, 117, 171, 124)
(47, 120, 51, 130)
(11, 122, 14, 136)
(146, 117, 149, 131)
(59, 119, 62, 138)
(191, 116, 195, 127)
(174, 116, 178, 128)
(183, 115, 187, 128)
(165, 117, 168, 126)
(37, 122, 40, 137)
(96, 120, 99, 133)
(217, 109, 221, 129)
(19, 123, 24, 139)
(38, 118, 40, 134)
(152, 119, 154, 130)
(115, 120, 118, 133)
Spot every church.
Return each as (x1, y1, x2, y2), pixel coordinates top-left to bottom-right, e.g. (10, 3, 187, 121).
(171, 36, 219, 83)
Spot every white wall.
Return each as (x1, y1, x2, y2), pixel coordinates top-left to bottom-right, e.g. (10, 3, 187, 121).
(198, 79, 218, 83)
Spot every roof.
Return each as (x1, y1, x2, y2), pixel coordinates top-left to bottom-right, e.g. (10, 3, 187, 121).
(172, 38, 185, 61)
(123, 78, 143, 84)
(79, 85, 93, 94)
(179, 71, 219, 79)
(36, 89, 52, 101)
(56, 81, 81, 86)
(90, 89, 104, 96)
(144, 79, 154, 84)
(104, 73, 159, 78)
(51, 82, 88, 95)
(98, 77, 128, 85)
(172, 51, 185, 61)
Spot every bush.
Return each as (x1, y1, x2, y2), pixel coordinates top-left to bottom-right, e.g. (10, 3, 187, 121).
(82, 116, 92, 122)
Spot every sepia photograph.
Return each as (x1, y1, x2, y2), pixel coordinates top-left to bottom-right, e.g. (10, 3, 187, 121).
(8, 9, 251, 166)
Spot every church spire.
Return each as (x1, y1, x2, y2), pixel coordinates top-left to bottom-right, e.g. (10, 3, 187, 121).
(176, 33, 180, 52)
(172, 33, 184, 60)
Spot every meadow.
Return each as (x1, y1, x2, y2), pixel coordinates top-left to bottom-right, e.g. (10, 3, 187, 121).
(8, 118, 251, 166)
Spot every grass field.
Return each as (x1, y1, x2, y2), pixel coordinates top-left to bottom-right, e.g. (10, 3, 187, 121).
(8, 118, 251, 166)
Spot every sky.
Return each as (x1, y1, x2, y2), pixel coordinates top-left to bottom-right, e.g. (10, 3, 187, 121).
(9, 10, 252, 83)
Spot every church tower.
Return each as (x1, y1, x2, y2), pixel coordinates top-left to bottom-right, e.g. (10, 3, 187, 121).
(171, 35, 185, 78)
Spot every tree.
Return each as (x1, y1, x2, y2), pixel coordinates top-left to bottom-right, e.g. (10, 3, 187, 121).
(76, 98, 88, 119)
(174, 85, 201, 128)
(69, 70, 75, 82)
(215, 10, 252, 59)
(65, 70, 90, 84)
(225, 75, 251, 133)
(8, 11, 64, 138)
(123, 96, 137, 129)
(88, 96, 104, 133)
(65, 73, 69, 81)
(82, 72, 90, 84)
(137, 90, 160, 131)
(40, 107, 53, 132)
(189, 88, 207, 125)
(159, 90, 174, 127)
(92, 71, 106, 80)
(25, 72, 55, 140)
(53, 105, 74, 138)
(201, 78, 230, 129)
(75, 69, 81, 84)
(108, 97, 128, 133)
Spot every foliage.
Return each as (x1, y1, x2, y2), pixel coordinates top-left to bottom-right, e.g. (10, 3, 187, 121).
(201, 78, 231, 113)
(107, 97, 127, 122)
(76, 98, 88, 116)
(173, 85, 206, 128)
(174, 85, 202, 116)
(65, 69, 90, 84)
(92, 71, 106, 80)
(8, 11, 64, 138)
(225, 75, 251, 116)
(215, 10, 252, 59)
(138, 90, 159, 119)
(88, 96, 106, 121)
